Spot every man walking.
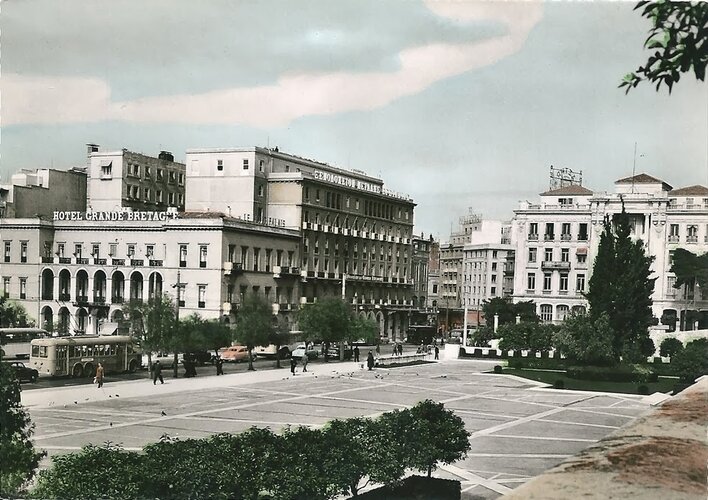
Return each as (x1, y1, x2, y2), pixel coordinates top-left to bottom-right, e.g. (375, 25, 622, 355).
(290, 356, 297, 375)
(353, 345, 360, 363)
(367, 350, 375, 371)
(301, 353, 309, 372)
(95, 363, 104, 389)
(434, 345, 440, 360)
(215, 356, 224, 376)
(153, 360, 164, 385)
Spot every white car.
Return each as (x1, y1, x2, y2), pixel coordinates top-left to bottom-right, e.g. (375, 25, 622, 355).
(255, 344, 291, 358)
(143, 352, 183, 368)
(291, 345, 319, 360)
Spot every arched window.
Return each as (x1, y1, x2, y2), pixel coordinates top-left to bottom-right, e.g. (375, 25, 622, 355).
(540, 304, 553, 323)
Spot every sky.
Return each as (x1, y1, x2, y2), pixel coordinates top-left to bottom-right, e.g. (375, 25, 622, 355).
(1, 0, 706, 239)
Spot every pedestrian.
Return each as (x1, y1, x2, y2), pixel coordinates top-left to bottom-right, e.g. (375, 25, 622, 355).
(392, 344, 397, 356)
(153, 360, 164, 385)
(354, 345, 360, 362)
(290, 356, 297, 375)
(434, 345, 440, 360)
(367, 350, 375, 371)
(95, 363, 104, 389)
(215, 356, 224, 376)
(375, 344, 380, 355)
(301, 353, 309, 372)
(398, 342, 403, 356)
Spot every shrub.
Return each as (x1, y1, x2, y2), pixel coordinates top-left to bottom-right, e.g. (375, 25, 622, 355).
(358, 475, 461, 500)
(637, 385, 650, 395)
(498, 322, 555, 353)
(553, 313, 616, 365)
(566, 364, 656, 383)
(659, 337, 684, 358)
(507, 358, 569, 370)
(671, 338, 708, 383)
(493, 365, 503, 374)
(554, 379, 565, 389)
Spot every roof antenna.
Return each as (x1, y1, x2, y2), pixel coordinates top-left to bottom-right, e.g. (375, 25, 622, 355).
(631, 142, 637, 194)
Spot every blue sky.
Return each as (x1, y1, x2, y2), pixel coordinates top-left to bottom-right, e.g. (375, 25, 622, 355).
(1, 0, 706, 238)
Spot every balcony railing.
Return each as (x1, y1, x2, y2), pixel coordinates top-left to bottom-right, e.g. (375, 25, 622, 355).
(59, 257, 71, 264)
(528, 234, 539, 241)
(544, 234, 555, 241)
(42, 256, 54, 263)
(149, 260, 164, 266)
(112, 296, 124, 304)
(686, 235, 698, 243)
(95, 258, 107, 265)
(668, 235, 679, 243)
(130, 259, 144, 266)
(578, 234, 588, 241)
(76, 258, 89, 265)
(541, 261, 571, 270)
(560, 234, 572, 241)
(112, 258, 125, 266)
(59, 293, 70, 302)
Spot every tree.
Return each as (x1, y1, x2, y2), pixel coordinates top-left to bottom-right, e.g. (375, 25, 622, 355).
(393, 400, 470, 478)
(347, 316, 379, 345)
(0, 297, 34, 328)
(481, 298, 539, 329)
(659, 336, 684, 358)
(671, 338, 708, 382)
(620, 1, 708, 94)
(123, 294, 178, 376)
(322, 417, 406, 497)
(670, 248, 708, 330)
(585, 208, 656, 362)
(553, 313, 616, 366)
(0, 362, 45, 496)
(498, 322, 556, 353)
(298, 298, 351, 361)
(233, 293, 273, 371)
(269, 317, 292, 369)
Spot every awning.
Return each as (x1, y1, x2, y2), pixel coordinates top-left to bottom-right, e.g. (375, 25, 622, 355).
(99, 322, 119, 336)
(99, 160, 113, 167)
(576, 247, 588, 255)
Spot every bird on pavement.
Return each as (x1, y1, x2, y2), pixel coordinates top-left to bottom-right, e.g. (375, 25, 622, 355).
(109, 422, 113, 427)
(161, 411, 167, 416)
(74, 401, 78, 405)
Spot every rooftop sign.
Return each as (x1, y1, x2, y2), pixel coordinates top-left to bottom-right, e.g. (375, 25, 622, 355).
(312, 170, 411, 201)
(53, 211, 178, 222)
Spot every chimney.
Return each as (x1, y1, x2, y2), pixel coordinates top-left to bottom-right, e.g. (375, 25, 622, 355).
(158, 151, 174, 162)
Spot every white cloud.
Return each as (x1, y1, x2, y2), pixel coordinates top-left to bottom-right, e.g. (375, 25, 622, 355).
(1, 2, 542, 127)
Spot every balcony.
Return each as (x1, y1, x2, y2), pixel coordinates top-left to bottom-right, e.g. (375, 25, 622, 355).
(94, 258, 107, 265)
(560, 233, 572, 241)
(686, 235, 698, 244)
(278, 303, 294, 311)
(541, 260, 571, 270)
(75, 295, 89, 305)
(668, 235, 679, 243)
(59, 293, 71, 302)
(223, 262, 244, 276)
(42, 256, 54, 264)
(543, 234, 555, 241)
(112, 296, 124, 304)
(578, 234, 588, 241)
(76, 258, 89, 265)
(273, 265, 299, 278)
(130, 259, 144, 267)
(112, 258, 125, 266)
(59, 257, 71, 264)
(149, 260, 164, 267)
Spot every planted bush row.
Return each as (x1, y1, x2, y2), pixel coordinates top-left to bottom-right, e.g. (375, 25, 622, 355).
(32, 400, 471, 500)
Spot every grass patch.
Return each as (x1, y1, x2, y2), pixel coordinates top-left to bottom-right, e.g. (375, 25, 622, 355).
(503, 368, 677, 394)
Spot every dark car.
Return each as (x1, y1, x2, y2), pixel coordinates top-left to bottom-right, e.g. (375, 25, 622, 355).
(184, 351, 215, 365)
(4, 361, 39, 383)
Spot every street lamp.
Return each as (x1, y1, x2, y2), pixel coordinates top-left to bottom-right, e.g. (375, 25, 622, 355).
(171, 270, 186, 378)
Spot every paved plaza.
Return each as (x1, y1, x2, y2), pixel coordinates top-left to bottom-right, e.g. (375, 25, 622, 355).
(22, 359, 652, 499)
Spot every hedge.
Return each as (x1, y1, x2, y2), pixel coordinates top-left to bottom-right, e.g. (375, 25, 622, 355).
(357, 475, 461, 500)
(507, 358, 570, 370)
(565, 364, 656, 383)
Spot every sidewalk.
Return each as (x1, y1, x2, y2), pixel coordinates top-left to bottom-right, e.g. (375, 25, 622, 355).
(22, 360, 365, 409)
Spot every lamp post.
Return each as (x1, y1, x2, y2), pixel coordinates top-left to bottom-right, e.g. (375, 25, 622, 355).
(171, 270, 185, 378)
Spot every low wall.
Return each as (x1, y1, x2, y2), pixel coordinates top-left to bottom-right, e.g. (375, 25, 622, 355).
(501, 377, 708, 499)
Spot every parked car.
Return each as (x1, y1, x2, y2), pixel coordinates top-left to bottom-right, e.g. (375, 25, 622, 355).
(184, 351, 215, 365)
(255, 344, 291, 359)
(144, 352, 184, 369)
(4, 361, 39, 383)
(326, 344, 353, 360)
(291, 345, 319, 361)
(220, 345, 256, 363)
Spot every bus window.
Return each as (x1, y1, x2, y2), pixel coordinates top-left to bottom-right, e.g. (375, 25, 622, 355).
(127, 344, 133, 354)
(39, 346, 48, 358)
(32, 345, 40, 357)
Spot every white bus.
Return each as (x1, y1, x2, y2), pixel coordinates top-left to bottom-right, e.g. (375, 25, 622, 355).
(0, 328, 50, 360)
(30, 335, 142, 378)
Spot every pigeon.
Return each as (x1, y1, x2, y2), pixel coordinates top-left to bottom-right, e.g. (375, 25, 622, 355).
(115, 394, 119, 397)
(161, 411, 167, 416)
(109, 422, 113, 427)
(74, 401, 78, 405)
(108, 395, 112, 398)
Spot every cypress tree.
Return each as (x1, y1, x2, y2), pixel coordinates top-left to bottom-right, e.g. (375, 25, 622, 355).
(585, 216, 616, 323)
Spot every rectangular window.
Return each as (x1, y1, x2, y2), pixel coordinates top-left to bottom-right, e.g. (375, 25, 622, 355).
(253, 248, 260, 271)
(74, 244, 83, 258)
(528, 247, 537, 263)
(92, 244, 100, 258)
(577, 252, 587, 264)
(543, 273, 552, 291)
(243, 159, 249, 170)
(109, 243, 117, 257)
(179, 245, 187, 267)
(199, 245, 207, 268)
(4, 241, 10, 262)
(527, 273, 536, 291)
(3, 277, 10, 297)
(168, 192, 175, 205)
(560, 273, 569, 292)
(156, 190, 163, 203)
(19, 278, 26, 299)
(529, 222, 538, 235)
(241, 247, 248, 268)
(127, 245, 135, 258)
(178, 173, 185, 186)
(198, 285, 206, 308)
(217, 159, 223, 171)
(544, 248, 553, 262)
(101, 163, 112, 178)
(20, 242, 28, 263)
(145, 166, 151, 178)
(57, 243, 65, 257)
(578, 223, 588, 241)
(561, 248, 569, 262)
(146, 245, 154, 258)
(259, 160, 264, 173)
(576, 273, 586, 292)
(144, 187, 151, 201)
(545, 223, 555, 240)
(157, 168, 164, 181)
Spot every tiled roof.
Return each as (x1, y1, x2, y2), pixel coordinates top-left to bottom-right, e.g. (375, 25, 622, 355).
(669, 185, 708, 196)
(540, 185, 594, 196)
(615, 173, 669, 185)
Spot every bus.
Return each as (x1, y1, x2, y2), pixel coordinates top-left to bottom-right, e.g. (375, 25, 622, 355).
(29, 335, 142, 378)
(0, 328, 50, 360)
(405, 325, 437, 345)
